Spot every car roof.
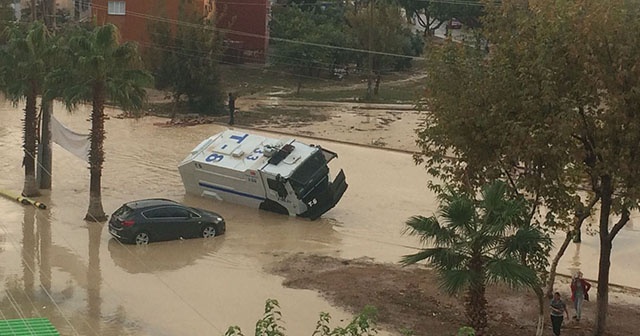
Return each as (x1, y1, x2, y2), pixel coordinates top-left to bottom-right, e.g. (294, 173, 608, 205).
(124, 198, 181, 209)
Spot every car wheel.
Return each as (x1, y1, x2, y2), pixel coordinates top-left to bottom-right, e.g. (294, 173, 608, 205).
(135, 231, 151, 245)
(201, 225, 216, 238)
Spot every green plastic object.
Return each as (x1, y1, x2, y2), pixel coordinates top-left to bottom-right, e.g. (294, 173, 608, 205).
(0, 318, 60, 335)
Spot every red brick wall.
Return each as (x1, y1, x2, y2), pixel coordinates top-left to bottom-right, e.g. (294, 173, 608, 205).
(215, 0, 269, 62)
(92, 0, 194, 46)
(92, 0, 269, 62)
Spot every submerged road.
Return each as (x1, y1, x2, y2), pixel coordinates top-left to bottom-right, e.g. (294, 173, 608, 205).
(1, 100, 638, 335)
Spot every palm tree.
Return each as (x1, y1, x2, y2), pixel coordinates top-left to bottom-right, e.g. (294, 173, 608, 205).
(401, 181, 543, 335)
(0, 22, 53, 197)
(48, 24, 151, 221)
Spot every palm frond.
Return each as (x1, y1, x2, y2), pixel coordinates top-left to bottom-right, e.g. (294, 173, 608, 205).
(400, 248, 439, 266)
(440, 195, 475, 232)
(401, 247, 468, 271)
(439, 269, 473, 295)
(94, 24, 119, 51)
(403, 215, 455, 245)
(47, 24, 151, 114)
(0, 21, 52, 101)
(500, 227, 552, 258)
(485, 258, 539, 288)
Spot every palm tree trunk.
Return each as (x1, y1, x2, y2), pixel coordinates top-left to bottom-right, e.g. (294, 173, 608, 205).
(85, 85, 107, 222)
(467, 254, 488, 335)
(38, 100, 53, 189)
(466, 283, 488, 335)
(22, 91, 40, 197)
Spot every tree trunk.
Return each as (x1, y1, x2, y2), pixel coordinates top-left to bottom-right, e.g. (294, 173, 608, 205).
(545, 230, 572, 298)
(38, 100, 53, 189)
(593, 176, 613, 336)
(22, 91, 40, 197)
(545, 197, 598, 298)
(534, 287, 545, 336)
(467, 253, 487, 335)
(466, 283, 487, 335)
(39, 0, 56, 189)
(85, 85, 107, 222)
(374, 72, 381, 96)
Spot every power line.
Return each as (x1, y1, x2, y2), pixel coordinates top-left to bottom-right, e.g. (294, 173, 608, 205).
(90, 3, 425, 60)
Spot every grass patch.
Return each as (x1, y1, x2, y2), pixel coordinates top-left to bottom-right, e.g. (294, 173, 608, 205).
(219, 64, 426, 103)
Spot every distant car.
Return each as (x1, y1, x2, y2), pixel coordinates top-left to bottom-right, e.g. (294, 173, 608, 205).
(447, 18, 463, 29)
(108, 198, 226, 245)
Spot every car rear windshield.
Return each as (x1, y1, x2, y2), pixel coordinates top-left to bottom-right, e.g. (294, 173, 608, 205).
(113, 205, 134, 219)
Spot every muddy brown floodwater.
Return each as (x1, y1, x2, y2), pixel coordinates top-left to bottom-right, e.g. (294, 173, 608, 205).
(1, 99, 640, 335)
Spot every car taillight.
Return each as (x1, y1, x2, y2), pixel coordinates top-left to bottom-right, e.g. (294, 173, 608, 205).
(122, 220, 135, 227)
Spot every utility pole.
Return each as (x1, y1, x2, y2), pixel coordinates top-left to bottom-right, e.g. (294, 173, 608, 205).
(37, 0, 56, 189)
(365, 0, 373, 101)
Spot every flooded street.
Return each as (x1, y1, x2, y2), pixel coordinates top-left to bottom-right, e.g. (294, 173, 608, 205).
(1, 99, 639, 335)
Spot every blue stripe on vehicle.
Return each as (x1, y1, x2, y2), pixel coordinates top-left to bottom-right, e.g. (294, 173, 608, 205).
(198, 182, 266, 201)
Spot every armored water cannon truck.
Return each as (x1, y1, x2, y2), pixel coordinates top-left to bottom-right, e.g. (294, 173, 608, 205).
(178, 130, 348, 220)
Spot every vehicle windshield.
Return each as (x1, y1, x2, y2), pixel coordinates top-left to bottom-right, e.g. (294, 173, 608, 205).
(289, 150, 328, 197)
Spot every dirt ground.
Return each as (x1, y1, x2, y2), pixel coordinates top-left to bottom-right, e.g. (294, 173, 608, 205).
(143, 89, 640, 335)
(144, 84, 424, 153)
(268, 253, 640, 336)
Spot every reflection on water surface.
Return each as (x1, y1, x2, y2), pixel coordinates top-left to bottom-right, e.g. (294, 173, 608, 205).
(0, 100, 638, 335)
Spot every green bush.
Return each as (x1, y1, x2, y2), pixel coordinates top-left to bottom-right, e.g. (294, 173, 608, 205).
(224, 299, 378, 336)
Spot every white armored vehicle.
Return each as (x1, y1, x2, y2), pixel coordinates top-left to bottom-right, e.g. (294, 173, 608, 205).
(178, 130, 348, 220)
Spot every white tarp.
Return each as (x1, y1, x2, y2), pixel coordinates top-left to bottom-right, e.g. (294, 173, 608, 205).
(51, 116, 90, 162)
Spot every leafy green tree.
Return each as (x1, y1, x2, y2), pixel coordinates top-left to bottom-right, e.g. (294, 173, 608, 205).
(397, 0, 483, 35)
(148, 0, 224, 115)
(417, 1, 640, 334)
(270, 1, 354, 93)
(47, 24, 151, 221)
(0, 21, 53, 197)
(225, 299, 378, 336)
(430, 0, 483, 29)
(414, 9, 583, 316)
(346, 1, 418, 97)
(401, 181, 544, 334)
(0, 0, 15, 42)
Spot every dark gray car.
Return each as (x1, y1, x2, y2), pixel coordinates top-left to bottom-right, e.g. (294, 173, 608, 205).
(108, 198, 226, 245)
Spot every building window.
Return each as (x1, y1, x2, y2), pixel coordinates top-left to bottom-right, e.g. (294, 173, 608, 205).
(108, 1, 126, 15)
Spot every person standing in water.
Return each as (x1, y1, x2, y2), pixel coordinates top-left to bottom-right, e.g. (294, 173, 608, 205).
(570, 271, 591, 321)
(550, 292, 569, 336)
